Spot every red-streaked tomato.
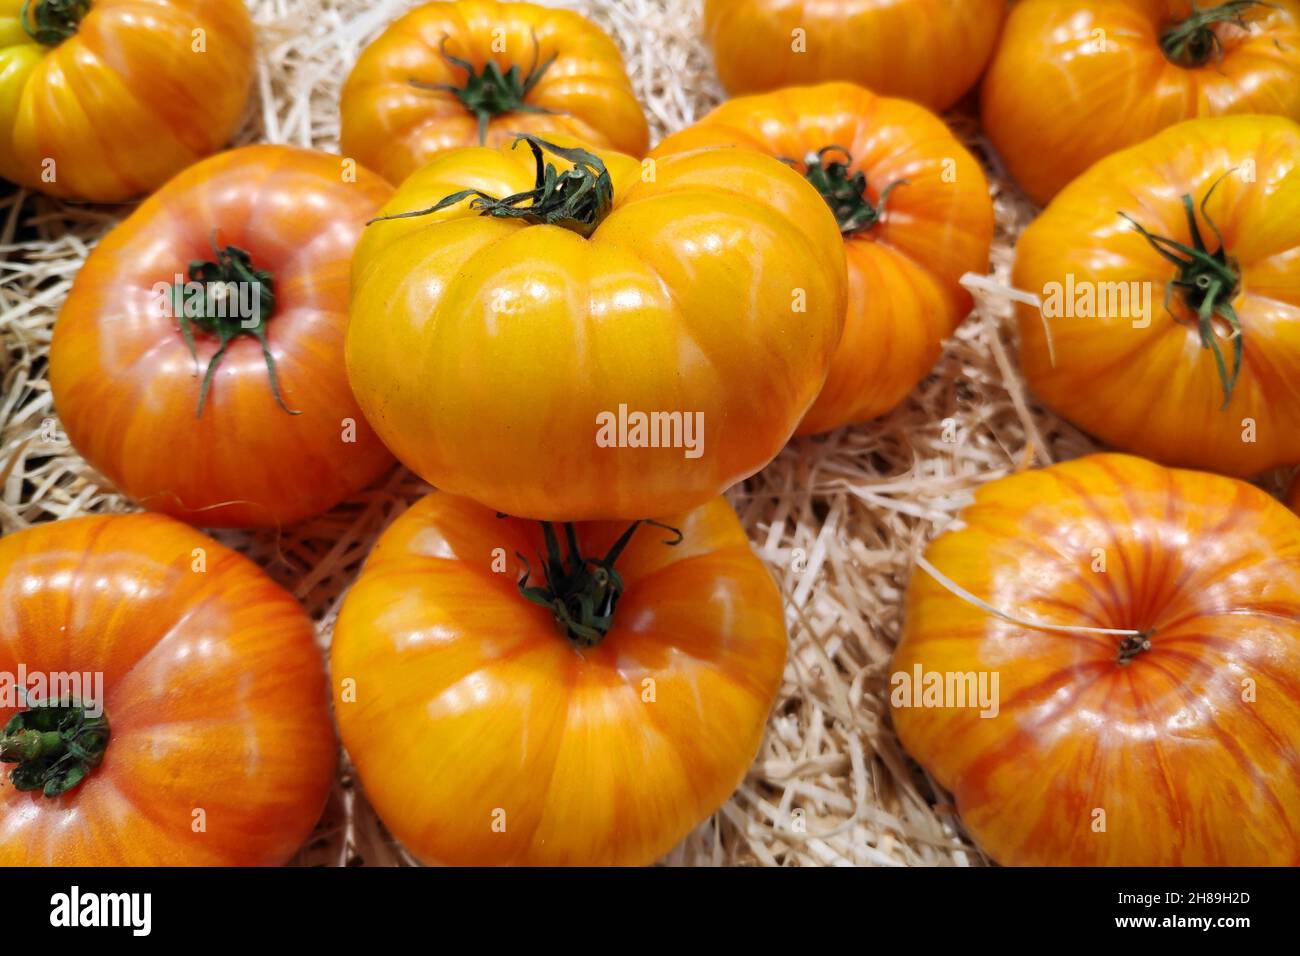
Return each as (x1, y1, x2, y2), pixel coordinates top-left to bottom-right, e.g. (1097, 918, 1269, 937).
(0, 0, 254, 201)
(1013, 115, 1300, 477)
(653, 82, 993, 434)
(331, 492, 787, 865)
(346, 135, 846, 521)
(339, 0, 648, 186)
(0, 514, 335, 865)
(703, 0, 1005, 111)
(892, 453, 1300, 866)
(50, 145, 396, 529)
(983, 0, 1300, 204)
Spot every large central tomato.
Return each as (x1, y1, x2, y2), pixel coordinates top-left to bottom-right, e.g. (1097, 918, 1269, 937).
(346, 136, 846, 521)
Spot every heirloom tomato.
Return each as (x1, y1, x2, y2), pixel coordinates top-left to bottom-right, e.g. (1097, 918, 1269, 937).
(703, 0, 1004, 111)
(653, 82, 993, 434)
(339, 0, 648, 186)
(49, 145, 395, 529)
(331, 493, 786, 866)
(346, 135, 846, 521)
(892, 454, 1300, 866)
(1013, 115, 1300, 478)
(983, 0, 1300, 204)
(0, 0, 254, 201)
(0, 514, 335, 865)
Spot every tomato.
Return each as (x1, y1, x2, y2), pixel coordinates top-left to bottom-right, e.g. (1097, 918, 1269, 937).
(331, 492, 786, 865)
(0, 514, 335, 865)
(1289, 472, 1300, 513)
(346, 135, 846, 521)
(891, 453, 1300, 866)
(0, 0, 254, 201)
(49, 145, 396, 529)
(339, 0, 648, 187)
(1013, 115, 1300, 478)
(652, 82, 993, 434)
(703, 0, 1004, 111)
(983, 0, 1300, 205)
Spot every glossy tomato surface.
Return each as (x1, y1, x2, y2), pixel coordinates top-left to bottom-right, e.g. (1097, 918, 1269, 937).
(1014, 115, 1300, 477)
(703, 0, 1004, 111)
(653, 82, 993, 434)
(892, 454, 1300, 866)
(331, 493, 787, 865)
(0, 514, 336, 865)
(50, 145, 396, 528)
(0, 0, 254, 201)
(340, 0, 648, 186)
(347, 137, 846, 521)
(983, 0, 1300, 204)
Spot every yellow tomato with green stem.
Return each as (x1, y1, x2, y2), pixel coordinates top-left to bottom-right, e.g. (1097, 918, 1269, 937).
(346, 135, 847, 521)
(331, 492, 787, 866)
(1014, 115, 1300, 477)
(0, 0, 254, 201)
(652, 82, 993, 435)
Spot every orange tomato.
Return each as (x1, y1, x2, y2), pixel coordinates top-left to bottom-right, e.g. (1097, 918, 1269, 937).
(652, 82, 993, 434)
(339, 0, 648, 186)
(49, 145, 396, 529)
(1013, 115, 1300, 478)
(347, 135, 845, 521)
(983, 0, 1300, 204)
(331, 493, 786, 865)
(703, 0, 1005, 111)
(0, 0, 254, 201)
(891, 453, 1300, 866)
(0, 514, 336, 865)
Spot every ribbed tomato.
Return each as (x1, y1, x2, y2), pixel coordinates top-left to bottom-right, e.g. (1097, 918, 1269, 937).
(703, 0, 1005, 111)
(346, 135, 845, 521)
(0, 514, 335, 865)
(983, 0, 1300, 204)
(331, 493, 787, 865)
(0, 0, 254, 201)
(50, 145, 395, 528)
(652, 82, 993, 434)
(891, 454, 1300, 866)
(339, 0, 648, 186)
(1013, 115, 1300, 477)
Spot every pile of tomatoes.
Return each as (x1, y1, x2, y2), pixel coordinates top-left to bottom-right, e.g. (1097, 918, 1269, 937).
(2, 0, 1299, 867)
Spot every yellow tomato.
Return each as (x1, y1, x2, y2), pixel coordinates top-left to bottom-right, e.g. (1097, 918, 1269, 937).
(1014, 115, 1300, 477)
(653, 83, 993, 434)
(703, 0, 1005, 111)
(983, 0, 1300, 204)
(346, 135, 846, 521)
(892, 454, 1300, 865)
(339, 0, 648, 186)
(331, 493, 787, 865)
(0, 0, 254, 201)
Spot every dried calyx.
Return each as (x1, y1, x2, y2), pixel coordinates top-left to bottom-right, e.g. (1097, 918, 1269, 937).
(1160, 1, 1268, 68)
(20, 0, 89, 45)
(788, 146, 907, 236)
(0, 699, 109, 797)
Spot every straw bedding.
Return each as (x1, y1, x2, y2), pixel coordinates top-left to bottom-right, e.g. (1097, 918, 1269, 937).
(2, 0, 1161, 866)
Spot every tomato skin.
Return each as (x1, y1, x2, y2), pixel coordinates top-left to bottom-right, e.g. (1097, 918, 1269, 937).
(703, 0, 1004, 111)
(346, 138, 846, 521)
(339, 0, 649, 186)
(49, 145, 396, 529)
(1290, 473, 1300, 513)
(331, 493, 786, 865)
(0, 514, 335, 865)
(1014, 116, 1300, 477)
(0, 0, 254, 201)
(652, 83, 993, 435)
(892, 454, 1300, 866)
(983, 0, 1300, 205)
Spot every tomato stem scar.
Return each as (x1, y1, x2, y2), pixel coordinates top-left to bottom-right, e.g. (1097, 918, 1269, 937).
(0, 699, 110, 797)
(784, 145, 907, 236)
(19, 0, 89, 46)
(1160, 1, 1270, 68)
(513, 518, 683, 647)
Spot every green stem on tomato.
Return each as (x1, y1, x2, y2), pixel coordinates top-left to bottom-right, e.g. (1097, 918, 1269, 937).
(785, 146, 907, 236)
(1160, 1, 1273, 68)
(1119, 171, 1243, 410)
(513, 518, 682, 647)
(0, 699, 109, 797)
(19, 0, 89, 45)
